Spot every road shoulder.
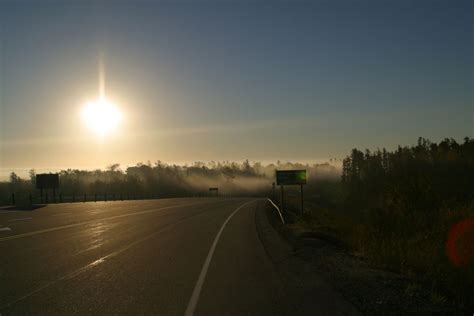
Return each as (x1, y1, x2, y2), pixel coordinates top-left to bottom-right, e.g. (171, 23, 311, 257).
(255, 200, 361, 315)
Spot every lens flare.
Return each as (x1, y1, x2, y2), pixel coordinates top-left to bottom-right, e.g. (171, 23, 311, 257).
(446, 218, 474, 267)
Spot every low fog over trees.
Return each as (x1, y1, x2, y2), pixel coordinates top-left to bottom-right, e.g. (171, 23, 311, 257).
(0, 160, 339, 205)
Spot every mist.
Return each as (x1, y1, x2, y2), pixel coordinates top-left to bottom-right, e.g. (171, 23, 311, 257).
(0, 160, 340, 205)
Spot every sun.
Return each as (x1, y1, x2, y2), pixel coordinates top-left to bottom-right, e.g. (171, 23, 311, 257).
(81, 97, 122, 137)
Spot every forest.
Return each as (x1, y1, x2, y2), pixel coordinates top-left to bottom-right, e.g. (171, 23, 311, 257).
(292, 137, 474, 309)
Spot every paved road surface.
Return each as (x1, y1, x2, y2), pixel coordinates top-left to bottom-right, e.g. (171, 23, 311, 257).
(0, 198, 358, 315)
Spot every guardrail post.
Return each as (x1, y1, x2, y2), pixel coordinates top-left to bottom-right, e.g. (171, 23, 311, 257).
(59, 193, 63, 203)
(104, 193, 107, 202)
(29, 193, 33, 205)
(11, 193, 15, 206)
(94, 193, 97, 202)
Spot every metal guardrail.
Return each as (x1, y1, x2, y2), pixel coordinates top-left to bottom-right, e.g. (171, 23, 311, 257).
(267, 198, 285, 224)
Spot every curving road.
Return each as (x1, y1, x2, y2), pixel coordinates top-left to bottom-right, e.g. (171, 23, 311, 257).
(0, 198, 358, 315)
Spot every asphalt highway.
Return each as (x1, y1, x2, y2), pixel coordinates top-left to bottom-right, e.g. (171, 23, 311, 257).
(0, 198, 358, 315)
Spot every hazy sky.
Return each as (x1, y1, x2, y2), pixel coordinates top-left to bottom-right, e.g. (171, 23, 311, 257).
(0, 0, 472, 177)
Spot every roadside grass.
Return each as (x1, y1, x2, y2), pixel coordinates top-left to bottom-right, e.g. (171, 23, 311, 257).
(284, 193, 474, 311)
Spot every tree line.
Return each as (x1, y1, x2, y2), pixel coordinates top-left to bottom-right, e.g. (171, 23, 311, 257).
(341, 137, 474, 215)
(0, 160, 339, 205)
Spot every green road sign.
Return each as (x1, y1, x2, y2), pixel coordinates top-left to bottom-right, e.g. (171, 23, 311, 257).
(276, 170, 307, 185)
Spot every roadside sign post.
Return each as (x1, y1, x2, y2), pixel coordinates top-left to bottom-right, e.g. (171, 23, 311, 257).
(272, 182, 276, 201)
(280, 185, 284, 214)
(36, 174, 60, 204)
(300, 184, 304, 216)
(276, 170, 307, 216)
(209, 187, 219, 197)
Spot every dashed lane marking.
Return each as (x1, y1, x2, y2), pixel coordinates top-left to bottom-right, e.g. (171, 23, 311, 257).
(8, 218, 32, 222)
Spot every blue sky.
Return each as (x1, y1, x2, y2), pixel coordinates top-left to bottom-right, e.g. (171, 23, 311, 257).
(0, 0, 472, 176)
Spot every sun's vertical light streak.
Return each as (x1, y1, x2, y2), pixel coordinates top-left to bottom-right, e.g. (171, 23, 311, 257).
(99, 53, 105, 100)
(80, 52, 122, 138)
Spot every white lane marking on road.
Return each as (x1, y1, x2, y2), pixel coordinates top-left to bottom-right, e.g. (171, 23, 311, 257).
(0, 227, 12, 231)
(53, 212, 72, 216)
(0, 211, 20, 215)
(1, 203, 226, 309)
(8, 217, 33, 222)
(0, 200, 218, 242)
(185, 200, 255, 316)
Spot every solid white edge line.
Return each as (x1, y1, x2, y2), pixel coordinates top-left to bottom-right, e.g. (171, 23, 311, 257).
(185, 200, 255, 316)
(1, 201, 237, 310)
(267, 198, 285, 224)
(0, 227, 12, 231)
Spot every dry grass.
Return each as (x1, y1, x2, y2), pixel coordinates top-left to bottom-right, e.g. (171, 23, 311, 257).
(290, 198, 474, 310)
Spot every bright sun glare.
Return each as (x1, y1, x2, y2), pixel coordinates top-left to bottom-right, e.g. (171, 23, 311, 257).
(81, 97, 122, 137)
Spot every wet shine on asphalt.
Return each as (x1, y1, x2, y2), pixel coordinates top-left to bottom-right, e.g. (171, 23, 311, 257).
(0, 198, 357, 315)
